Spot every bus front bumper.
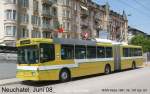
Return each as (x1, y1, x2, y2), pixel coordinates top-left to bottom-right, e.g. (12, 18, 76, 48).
(16, 70, 60, 81)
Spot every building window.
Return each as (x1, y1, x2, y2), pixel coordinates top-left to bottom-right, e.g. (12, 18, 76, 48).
(6, 10, 11, 20)
(5, 0, 16, 4)
(6, 26, 11, 36)
(63, 21, 70, 31)
(5, 26, 16, 36)
(74, 1, 77, 10)
(63, 0, 70, 6)
(32, 30, 41, 38)
(43, 31, 51, 38)
(63, 10, 71, 18)
(52, 7, 57, 17)
(20, 14, 29, 24)
(42, 18, 51, 29)
(20, 28, 28, 38)
(33, 0, 38, 12)
(20, 0, 29, 8)
(13, 10, 16, 20)
(5, 10, 16, 20)
(31, 15, 40, 26)
(42, 5, 50, 16)
(6, 26, 16, 36)
(66, 10, 70, 18)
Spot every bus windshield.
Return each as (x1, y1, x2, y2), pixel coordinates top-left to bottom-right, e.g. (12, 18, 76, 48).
(18, 45, 39, 64)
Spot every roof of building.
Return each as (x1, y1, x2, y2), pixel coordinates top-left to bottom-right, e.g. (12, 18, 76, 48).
(128, 26, 147, 35)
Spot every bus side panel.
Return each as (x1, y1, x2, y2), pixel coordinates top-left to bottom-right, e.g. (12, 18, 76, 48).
(121, 58, 132, 70)
(71, 61, 114, 78)
(120, 47, 130, 70)
(71, 61, 106, 77)
(121, 46, 144, 69)
(38, 70, 60, 80)
(135, 58, 144, 67)
(55, 44, 61, 61)
(17, 69, 60, 81)
(16, 70, 39, 81)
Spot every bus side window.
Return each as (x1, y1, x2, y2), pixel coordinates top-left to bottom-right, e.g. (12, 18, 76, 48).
(97, 46, 105, 58)
(87, 46, 96, 59)
(137, 48, 142, 56)
(40, 43, 55, 63)
(133, 48, 138, 56)
(75, 45, 86, 59)
(128, 48, 133, 57)
(123, 48, 129, 57)
(105, 47, 112, 58)
(132, 48, 136, 56)
(61, 45, 74, 60)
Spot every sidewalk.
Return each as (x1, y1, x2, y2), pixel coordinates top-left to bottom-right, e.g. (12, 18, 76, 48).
(145, 64, 150, 67)
(0, 78, 22, 86)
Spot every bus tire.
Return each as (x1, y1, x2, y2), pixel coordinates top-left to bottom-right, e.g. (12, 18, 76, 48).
(132, 62, 136, 69)
(59, 68, 71, 82)
(104, 64, 111, 75)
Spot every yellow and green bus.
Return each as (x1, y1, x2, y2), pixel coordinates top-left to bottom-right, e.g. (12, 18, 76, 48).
(16, 38, 144, 82)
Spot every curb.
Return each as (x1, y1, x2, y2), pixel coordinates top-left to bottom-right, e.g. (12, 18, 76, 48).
(0, 78, 22, 86)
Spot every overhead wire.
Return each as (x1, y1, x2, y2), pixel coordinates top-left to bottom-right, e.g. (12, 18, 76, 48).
(134, 0, 150, 12)
(117, 0, 150, 18)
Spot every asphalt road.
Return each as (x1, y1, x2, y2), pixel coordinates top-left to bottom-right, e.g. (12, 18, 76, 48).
(1, 67, 150, 94)
(0, 60, 16, 80)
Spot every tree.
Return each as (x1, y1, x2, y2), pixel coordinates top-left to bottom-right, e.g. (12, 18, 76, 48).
(131, 34, 150, 52)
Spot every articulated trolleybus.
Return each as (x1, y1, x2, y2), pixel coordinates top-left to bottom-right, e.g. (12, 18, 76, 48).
(16, 38, 144, 82)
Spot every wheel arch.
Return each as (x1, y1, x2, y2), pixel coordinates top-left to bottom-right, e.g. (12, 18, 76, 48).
(104, 63, 112, 74)
(105, 63, 111, 69)
(59, 67, 71, 78)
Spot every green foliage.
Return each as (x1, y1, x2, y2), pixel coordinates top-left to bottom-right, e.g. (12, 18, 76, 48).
(54, 21, 60, 29)
(131, 34, 150, 52)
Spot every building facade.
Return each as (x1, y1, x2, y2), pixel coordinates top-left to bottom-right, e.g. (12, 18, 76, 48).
(128, 26, 147, 43)
(0, 0, 128, 46)
(0, 0, 17, 46)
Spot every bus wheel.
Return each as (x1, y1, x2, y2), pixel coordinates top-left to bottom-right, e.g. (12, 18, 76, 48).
(59, 69, 70, 82)
(104, 65, 111, 75)
(132, 62, 136, 69)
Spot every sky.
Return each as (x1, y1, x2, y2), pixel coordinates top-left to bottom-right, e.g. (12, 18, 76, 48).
(93, 0, 150, 35)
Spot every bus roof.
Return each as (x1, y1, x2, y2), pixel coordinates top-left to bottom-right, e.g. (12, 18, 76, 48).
(17, 38, 142, 48)
(17, 38, 96, 46)
(121, 44, 142, 48)
(54, 38, 96, 46)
